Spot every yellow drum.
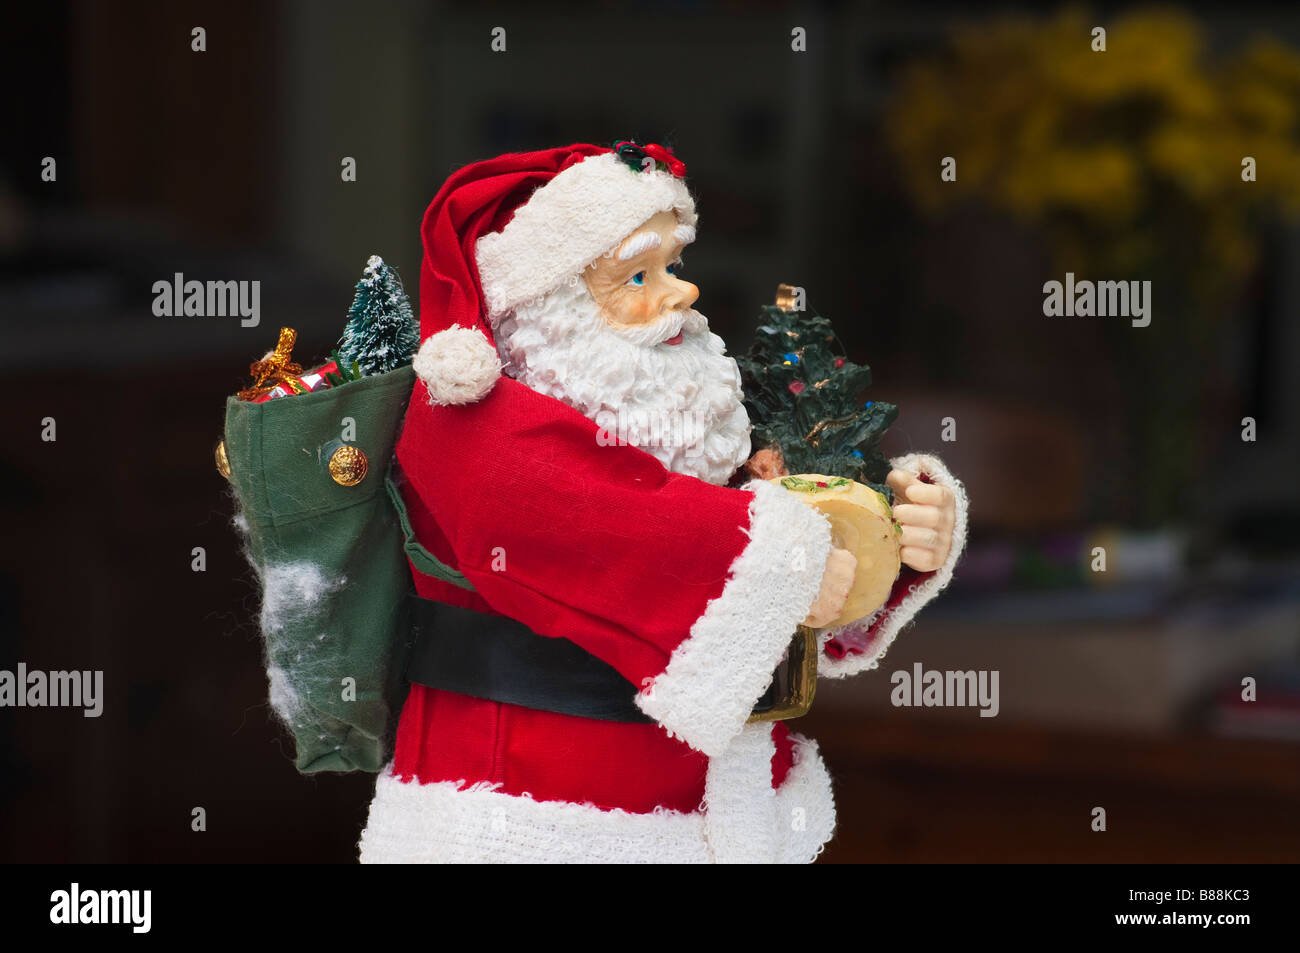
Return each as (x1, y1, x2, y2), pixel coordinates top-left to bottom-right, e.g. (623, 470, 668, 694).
(774, 474, 901, 628)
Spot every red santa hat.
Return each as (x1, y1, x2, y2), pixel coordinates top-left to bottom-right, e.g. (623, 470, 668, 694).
(413, 141, 696, 405)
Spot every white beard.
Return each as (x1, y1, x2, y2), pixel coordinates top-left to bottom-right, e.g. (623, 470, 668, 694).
(494, 280, 752, 485)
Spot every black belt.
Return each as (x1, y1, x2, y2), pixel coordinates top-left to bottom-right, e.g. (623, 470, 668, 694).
(405, 597, 654, 722)
(405, 597, 792, 723)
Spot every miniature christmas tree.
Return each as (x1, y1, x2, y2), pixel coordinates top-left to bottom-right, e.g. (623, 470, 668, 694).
(738, 301, 898, 499)
(336, 255, 419, 377)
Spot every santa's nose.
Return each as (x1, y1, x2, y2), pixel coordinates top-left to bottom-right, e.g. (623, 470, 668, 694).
(662, 278, 699, 315)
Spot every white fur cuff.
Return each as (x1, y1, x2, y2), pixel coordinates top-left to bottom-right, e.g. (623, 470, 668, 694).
(413, 324, 501, 406)
(635, 479, 832, 757)
(818, 452, 969, 678)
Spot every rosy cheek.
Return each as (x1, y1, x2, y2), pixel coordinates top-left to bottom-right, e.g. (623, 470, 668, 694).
(631, 299, 655, 324)
(608, 295, 645, 326)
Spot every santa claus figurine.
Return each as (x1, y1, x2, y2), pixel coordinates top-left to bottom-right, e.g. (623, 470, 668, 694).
(357, 141, 968, 863)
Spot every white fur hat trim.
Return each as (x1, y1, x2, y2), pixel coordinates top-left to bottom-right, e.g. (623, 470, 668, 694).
(474, 151, 696, 321)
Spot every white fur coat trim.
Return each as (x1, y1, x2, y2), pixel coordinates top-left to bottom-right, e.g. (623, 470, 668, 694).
(703, 722, 837, 863)
(634, 478, 833, 758)
(356, 729, 834, 863)
(818, 452, 969, 678)
(475, 152, 697, 321)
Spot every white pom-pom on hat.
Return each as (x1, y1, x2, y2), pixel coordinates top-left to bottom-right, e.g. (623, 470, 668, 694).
(413, 325, 501, 406)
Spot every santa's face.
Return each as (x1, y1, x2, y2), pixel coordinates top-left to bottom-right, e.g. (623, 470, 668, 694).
(582, 210, 700, 338)
(493, 214, 752, 486)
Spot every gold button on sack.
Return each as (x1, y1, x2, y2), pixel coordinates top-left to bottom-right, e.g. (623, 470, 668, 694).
(328, 445, 369, 486)
(215, 440, 231, 480)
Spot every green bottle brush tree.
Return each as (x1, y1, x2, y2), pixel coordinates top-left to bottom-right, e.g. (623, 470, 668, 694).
(738, 302, 899, 501)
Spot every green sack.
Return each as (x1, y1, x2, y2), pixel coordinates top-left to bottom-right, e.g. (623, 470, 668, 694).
(224, 365, 422, 773)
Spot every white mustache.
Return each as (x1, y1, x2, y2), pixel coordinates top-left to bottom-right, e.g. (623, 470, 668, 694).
(609, 308, 707, 348)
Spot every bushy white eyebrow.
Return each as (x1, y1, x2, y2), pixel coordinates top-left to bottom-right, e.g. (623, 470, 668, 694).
(672, 223, 696, 247)
(617, 230, 662, 260)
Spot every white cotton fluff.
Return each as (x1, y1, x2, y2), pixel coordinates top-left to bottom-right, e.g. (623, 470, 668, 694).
(266, 663, 302, 723)
(259, 561, 342, 634)
(413, 325, 501, 406)
(259, 561, 343, 730)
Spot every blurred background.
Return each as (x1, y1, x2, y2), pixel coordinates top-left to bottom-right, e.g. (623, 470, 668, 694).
(2, 0, 1298, 862)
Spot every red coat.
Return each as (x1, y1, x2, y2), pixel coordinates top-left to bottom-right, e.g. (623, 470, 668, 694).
(357, 373, 968, 863)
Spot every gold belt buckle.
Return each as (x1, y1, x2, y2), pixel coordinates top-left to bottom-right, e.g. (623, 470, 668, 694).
(747, 626, 818, 723)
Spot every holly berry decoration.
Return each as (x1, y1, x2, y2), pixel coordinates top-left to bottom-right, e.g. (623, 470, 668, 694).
(337, 255, 419, 377)
(737, 301, 899, 499)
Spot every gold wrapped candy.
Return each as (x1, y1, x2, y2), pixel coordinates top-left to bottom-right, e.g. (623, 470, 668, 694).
(238, 327, 304, 401)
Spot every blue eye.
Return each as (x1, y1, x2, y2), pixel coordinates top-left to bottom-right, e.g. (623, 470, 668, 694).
(629, 271, 646, 286)
(667, 259, 683, 276)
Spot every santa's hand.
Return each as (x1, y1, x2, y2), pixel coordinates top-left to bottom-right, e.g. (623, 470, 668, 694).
(887, 468, 956, 573)
(802, 547, 856, 629)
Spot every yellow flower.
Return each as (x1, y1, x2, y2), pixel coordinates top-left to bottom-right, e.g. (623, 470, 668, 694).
(885, 5, 1300, 279)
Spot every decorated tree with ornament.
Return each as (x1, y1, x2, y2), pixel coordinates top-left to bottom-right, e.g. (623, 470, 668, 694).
(738, 302, 899, 499)
(336, 255, 419, 377)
